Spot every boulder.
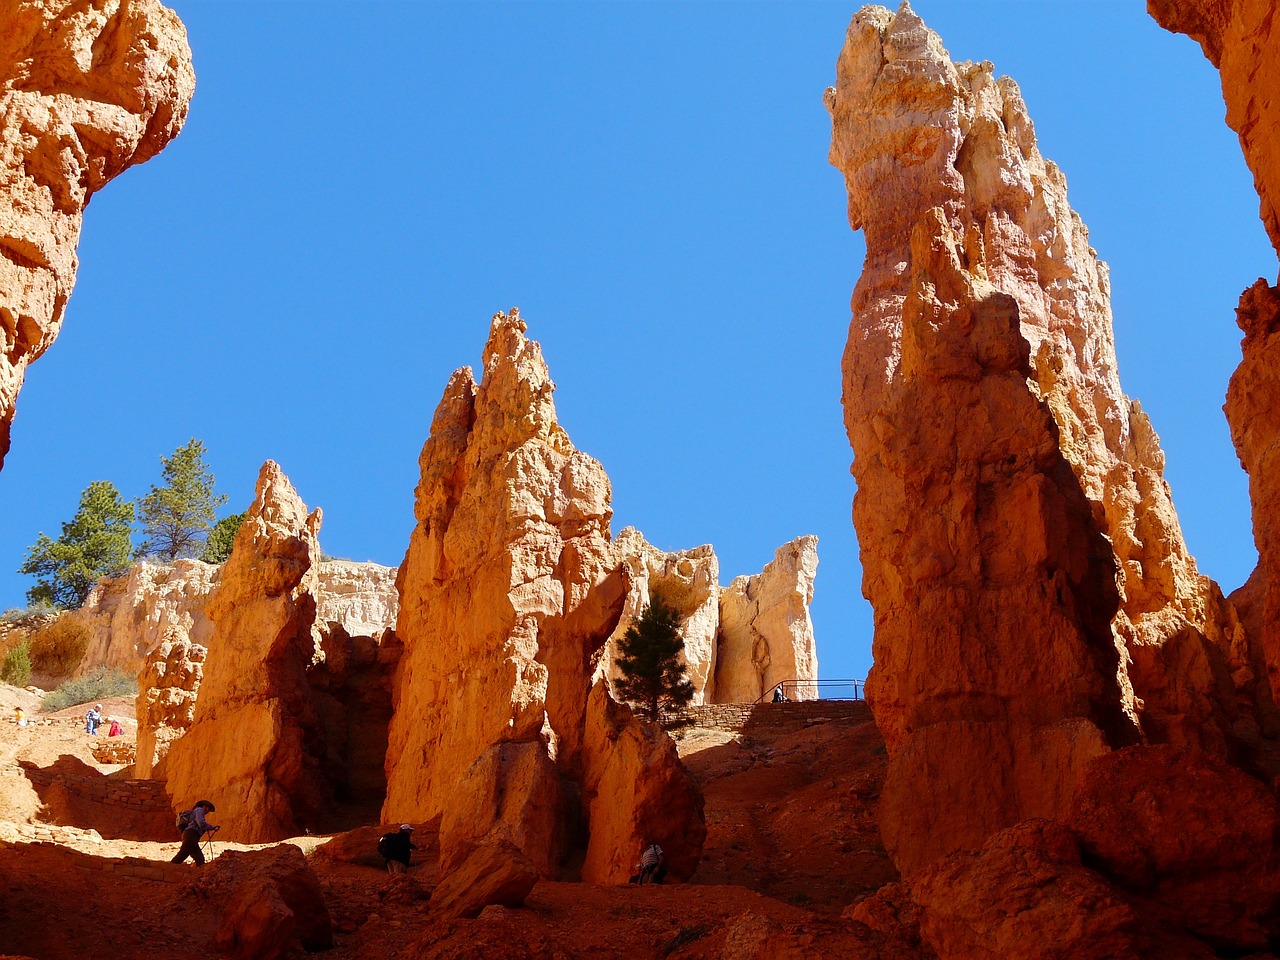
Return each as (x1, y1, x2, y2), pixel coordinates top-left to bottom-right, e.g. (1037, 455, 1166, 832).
(852, 820, 1215, 960)
(580, 681, 705, 884)
(1070, 744, 1280, 952)
(0, 0, 195, 470)
(431, 838, 539, 921)
(213, 846, 333, 959)
(164, 461, 328, 842)
(439, 740, 574, 879)
(134, 636, 205, 778)
(825, 2, 1254, 871)
(715, 536, 819, 702)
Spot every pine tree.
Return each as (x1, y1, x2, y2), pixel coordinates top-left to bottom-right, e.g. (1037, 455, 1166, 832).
(136, 439, 228, 562)
(20, 481, 136, 608)
(613, 594, 695, 724)
(199, 511, 246, 564)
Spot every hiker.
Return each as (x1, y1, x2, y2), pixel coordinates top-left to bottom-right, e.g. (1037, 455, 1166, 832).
(14, 707, 27, 727)
(107, 718, 122, 737)
(84, 704, 103, 735)
(171, 799, 220, 866)
(772, 685, 788, 703)
(378, 824, 417, 874)
(638, 841, 666, 884)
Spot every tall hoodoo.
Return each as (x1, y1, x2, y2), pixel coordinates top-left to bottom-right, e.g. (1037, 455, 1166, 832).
(1151, 0, 1280, 718)
(164, 461, 328, 842)
(384, 310, 703, 880)
(0, 0, 195, 470)
(827, 3, 1250, 871)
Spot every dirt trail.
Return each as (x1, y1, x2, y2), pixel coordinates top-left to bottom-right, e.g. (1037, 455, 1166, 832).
(0, 687, 895, 958)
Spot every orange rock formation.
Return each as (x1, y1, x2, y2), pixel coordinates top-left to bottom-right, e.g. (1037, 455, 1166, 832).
(383, 310, 704, 882)
(164, 461, 327, 842)
(1151, 0, 1280, 725)
(0, 0, 194, 469)
(134, 635, 204, 778)
(826, 2, 1264, 872)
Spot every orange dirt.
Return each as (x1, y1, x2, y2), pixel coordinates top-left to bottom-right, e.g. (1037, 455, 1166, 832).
(0, 689, 896, 958)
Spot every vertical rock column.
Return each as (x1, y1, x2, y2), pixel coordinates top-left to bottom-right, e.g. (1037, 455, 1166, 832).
(1150, 0, 1280, 721)
(827, 5, 1139, 872)
(0, 0, 195, 470)
(384, 310, 704, 883)
(164, 461, 327, 842)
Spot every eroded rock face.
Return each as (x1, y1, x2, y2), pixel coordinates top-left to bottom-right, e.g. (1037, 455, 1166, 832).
(71, 560, 218, 676)
(853, 820, 1217, 960)
(315, 560, 399, 640)
(134, 635, 204, 778)
(579, 681, 705, 884)
(606, 527, 721, 704)
(1070, 745, 1280, 953)
(826, 3, 1255, 871)
(715, 536, 819, 703)
(384, 310, 704, 883)
(164, 461, 327, 842)
(1150, 0, 1280, 735)
(0, 0, 195, 469)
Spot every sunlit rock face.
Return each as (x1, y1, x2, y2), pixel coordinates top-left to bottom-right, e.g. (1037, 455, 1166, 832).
(164, 461, 328, 843)
(603, 529, 821, 705)
(715, 535, 820, 703)
(384, 310, 704, 880)
(1151, 0, 1280, 725)
(134, 635, 204, 779)
(826, 2, 1257, 872)
(72, 560, 219, 676)
(0, 0, 194, 469)
(605, 527, 721, 704)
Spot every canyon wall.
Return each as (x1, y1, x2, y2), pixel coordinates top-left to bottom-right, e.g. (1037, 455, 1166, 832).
(76, 557, 396, 677)
(826, 2, 1256, 872)
(1150, 0, 1280, 725)
(383, 310, 703, 882)
(0, 0, 194, 470)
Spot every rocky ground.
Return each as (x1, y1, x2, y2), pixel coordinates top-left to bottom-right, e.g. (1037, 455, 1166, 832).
(0, 687, 893, 959)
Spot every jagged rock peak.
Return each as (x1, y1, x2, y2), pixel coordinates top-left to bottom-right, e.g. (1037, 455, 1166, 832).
(0, 0, 195, 469)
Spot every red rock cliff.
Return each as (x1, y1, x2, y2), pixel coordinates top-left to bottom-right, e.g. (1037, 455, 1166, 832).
(1151, 0, 1280, 725)
(0, 0, 194, 469)
(826, 3, 1254, 872)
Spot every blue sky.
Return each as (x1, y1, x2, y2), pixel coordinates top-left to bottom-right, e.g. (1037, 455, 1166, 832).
(1, 2, 1273, 685)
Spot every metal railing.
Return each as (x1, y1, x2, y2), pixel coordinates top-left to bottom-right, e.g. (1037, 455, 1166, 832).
(754, 679, 865, 703)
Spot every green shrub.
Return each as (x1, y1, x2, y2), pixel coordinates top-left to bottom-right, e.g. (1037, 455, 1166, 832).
(1, 639, 32, 686)
(1, 602, 55, 623)
(40, 669, 137, 713)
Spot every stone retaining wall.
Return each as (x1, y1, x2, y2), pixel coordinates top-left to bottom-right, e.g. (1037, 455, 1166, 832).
(678, 699, 873, 735)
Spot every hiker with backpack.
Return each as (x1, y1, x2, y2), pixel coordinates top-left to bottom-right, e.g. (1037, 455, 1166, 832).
(84, 704, 103, 735)
(378, 824, 416, 874)
(637, 841, 666, 884)
(171, 799, 220, 866)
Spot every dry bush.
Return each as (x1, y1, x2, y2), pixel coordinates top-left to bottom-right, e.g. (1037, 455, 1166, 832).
(27, 615, 90, 679)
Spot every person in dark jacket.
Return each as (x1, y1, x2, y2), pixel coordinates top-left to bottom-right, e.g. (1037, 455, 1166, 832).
(379, 824, 417, 874)
(171, 799, 219, 866)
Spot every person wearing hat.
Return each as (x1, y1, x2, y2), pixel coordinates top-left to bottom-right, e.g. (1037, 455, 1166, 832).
(377, 823, 417, 874)
(171, 799, 220, 866)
